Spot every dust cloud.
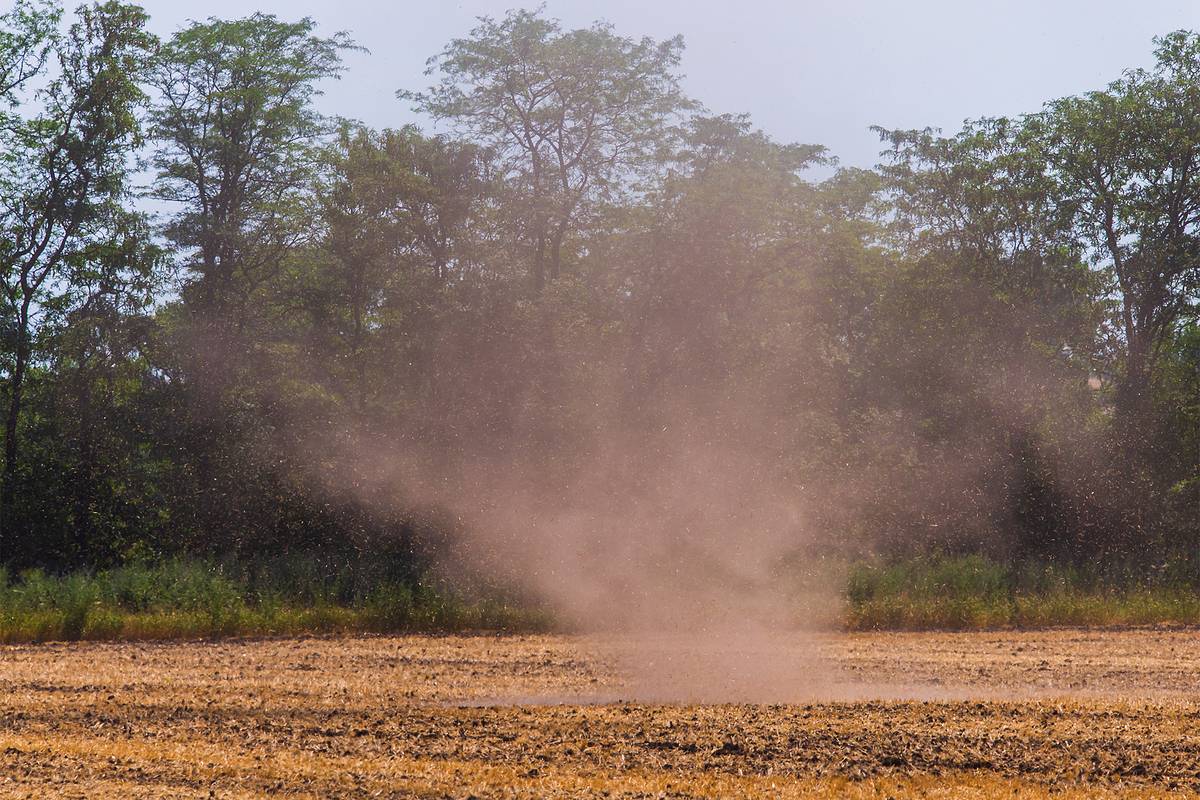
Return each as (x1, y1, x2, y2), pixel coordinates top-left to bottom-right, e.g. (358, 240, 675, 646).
(454, 434, 841, 702)
(321, 387, 858, 703)
(299, 303, 1101, 705)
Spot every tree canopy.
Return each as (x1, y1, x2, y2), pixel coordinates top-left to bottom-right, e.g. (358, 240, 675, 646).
(0, 5, 1193, 579)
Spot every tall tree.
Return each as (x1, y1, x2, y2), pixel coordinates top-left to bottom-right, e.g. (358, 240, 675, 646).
(148, 13, 355, 552)
(619, 114, 832, 406)
(41, 216, 162, 567)
(150, 13, 355, 324)
(1035, 31, 1200, 427)
(0, 0, 155, 555)
(873, 119, 1100, 363)
(311, 124, 490, 417)
(402, 7, 691, 293)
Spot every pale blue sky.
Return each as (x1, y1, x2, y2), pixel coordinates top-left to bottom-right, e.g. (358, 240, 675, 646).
(136, 1, 1200, 169)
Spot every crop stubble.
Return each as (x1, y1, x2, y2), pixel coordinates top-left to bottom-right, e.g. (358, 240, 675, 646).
(2, 630, 1200, 797)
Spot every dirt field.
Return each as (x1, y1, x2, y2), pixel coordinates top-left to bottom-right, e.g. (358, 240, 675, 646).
(3, 630, 1200, 798)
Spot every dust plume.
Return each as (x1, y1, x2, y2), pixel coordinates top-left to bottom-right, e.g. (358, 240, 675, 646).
(274, 111, 1115, 705)
(329, 396, 846, 702)
(282, 245, 1112, 706)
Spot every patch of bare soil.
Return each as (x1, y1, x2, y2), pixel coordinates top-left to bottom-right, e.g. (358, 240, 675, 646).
(2, 630, 1200, 797)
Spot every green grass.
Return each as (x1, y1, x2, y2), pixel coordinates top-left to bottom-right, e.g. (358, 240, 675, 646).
(0, 559, 553, 643)
(6, 553, 1200, 643)
(844, 554, 1200, 630)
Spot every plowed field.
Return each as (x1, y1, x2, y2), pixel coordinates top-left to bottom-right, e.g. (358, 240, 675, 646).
(3, 630, 1200, 797)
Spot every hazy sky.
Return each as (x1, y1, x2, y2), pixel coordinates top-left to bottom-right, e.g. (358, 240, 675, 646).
(135, 0, 1200, 169)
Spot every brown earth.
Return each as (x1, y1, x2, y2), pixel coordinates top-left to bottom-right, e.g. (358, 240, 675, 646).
(3, 630, 1200, 797)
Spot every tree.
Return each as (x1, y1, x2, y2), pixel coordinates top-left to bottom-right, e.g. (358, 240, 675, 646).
(873, 119, 1101, 367)
(402, 7, 692, 293)
(150, 13, 355, 323)
(0, 1, 155, 554)
(618, 114, 832, 407)
(148, 14, 356, 551)
(39, 217, 163, 567)
(0, 0, 58, 113)
(309, 124, 490, 418)
(868, 120, 1110, 558)
(1035, 31, 1200, 428)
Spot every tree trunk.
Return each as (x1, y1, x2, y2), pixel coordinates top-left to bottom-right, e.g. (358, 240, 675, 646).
(352, 281, 367, 419)
(1116, 311, 1153, 433)
(1113, 318, 1156, 547)
(530, 156, 547, 294)
(533, 231, 547, 294)
(1, 315, 30, 558)
(549, 218, 569, 282)
(72, 364, 96, 566)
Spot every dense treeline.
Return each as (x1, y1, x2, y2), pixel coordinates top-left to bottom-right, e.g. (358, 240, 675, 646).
(0, 2, 1196, 576)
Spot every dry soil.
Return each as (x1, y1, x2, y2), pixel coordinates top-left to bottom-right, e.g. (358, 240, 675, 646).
(3, 629, 1200, 797)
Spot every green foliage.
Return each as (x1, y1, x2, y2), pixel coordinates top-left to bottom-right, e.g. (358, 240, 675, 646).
(847, 554, 1008, 605)
(0, 0, 58, 112)
(845, 555, 1200, 630)
(0, 557, 551, 643)
(0, 5, 1194, 605)
(150, 12, 356, 297)
(402, 7, 692, 291)
(0, 2, 159, 564)
(13, 552, 1200, 641)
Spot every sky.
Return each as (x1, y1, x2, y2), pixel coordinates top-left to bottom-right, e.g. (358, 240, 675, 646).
(134, 0, 1200, 170)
